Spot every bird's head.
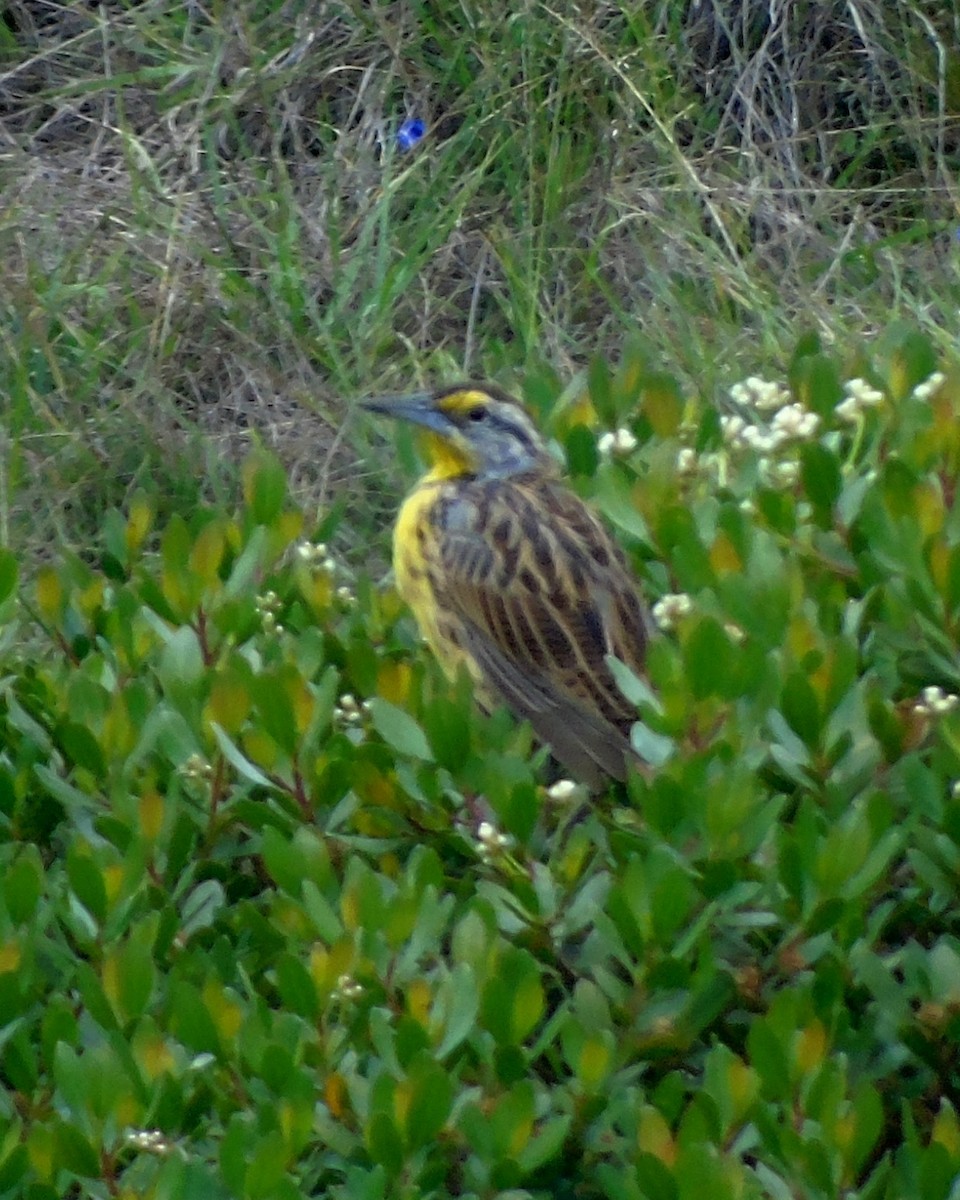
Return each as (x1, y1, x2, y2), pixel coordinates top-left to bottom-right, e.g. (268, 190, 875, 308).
(363, 383, 555, 481)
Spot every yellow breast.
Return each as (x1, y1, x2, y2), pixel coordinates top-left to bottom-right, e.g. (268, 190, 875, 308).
(393, 479, 480, 689)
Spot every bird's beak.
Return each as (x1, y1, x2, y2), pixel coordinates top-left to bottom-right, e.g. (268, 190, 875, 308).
(361, 392, 452, 437)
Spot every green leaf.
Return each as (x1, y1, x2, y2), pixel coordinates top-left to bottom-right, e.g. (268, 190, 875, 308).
(878, 324, 938, 400)
(516, 1113, 573, 1174)
(683, 616, 734, 700)
(366, 1111, 404, 1176)
(336, 1166, 388, 1200)
(780, 671, 822, 748)
(641, 372, 683, 436)
(421, 676, 471, 770)
(180, 880, 226, 938)
(747, 1019, 790, 1099)
(33, 763, 92, 817)
(262, 825, 322, 895)
(435, 964, 480, 1058)
(245, 1130, 288, 1200)
(404, 1054, 454, 1148)
(4, 850, 43, 924)
(53, 1042, 90, 1114)
(0, 1142, 28, 1193)
(210, 723, 274, 787)
(220, 1117, 252, 1197)
(275, 953, 318, 1019)
(243, 453, 288, 524)
(66, 847, 107, 925)
(224, 525, 270, 600)
(366, 697, 432, 760)
(482, 949, 544, 1045)
(73, 962, 118, 1031)
(302, 881, 344, 943)
(791, 329, 822, 361)
(488, 1080, 535, 1160)
(56, 721, 105, 776)
(801, 442, 842, 521)
(132, 704, 199, 767)
(161, 513, 192, 577)
(606, 654, 662, 711)
(0, 549, 18, 605)
(634, 1151, 678, 1200)
(113, 923, 157, 1021)
(630, 721, 675, 767)
(156, 626, 205, 703)
(846, 1082, 884, 1173)
(588, 355, 615, 425)
(251, 669, 299, 756)
(573, 1027, 615, 1090)
(791, 352, 843, 417)
(927, 940, 960, 1003)
(53, 1119, 99, 1178)
(169, 980, 221, 1054)
(594, 467, 651, 541)
(564, 423, 599, 477)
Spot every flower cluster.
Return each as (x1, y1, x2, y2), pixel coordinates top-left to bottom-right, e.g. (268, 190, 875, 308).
(835, 378, 884, 424)
(296, 540, 338, 575)
(124, 1129, 174, 1155)
(546, 778, 586, 804)
(759, 458, 800, 489)
(334, 693, 368, 725)
(674, 377, 820, 489)
(728, 376, 792, 413)
(335, 974, 363, 1000)
(256, 589, 284, 635)
(729, 374, 792, 412)
(913, 685, 959, 718)
(297, 540, 355, 605)
(179, 753, 213, 782)
(716, 375, 820, 466)
(652, 592, 693, 632)
(912, 371, 946, 402)
(721, 403, 820, 454)
(598, 427, 638, 458)
(476, 819, 512, 863)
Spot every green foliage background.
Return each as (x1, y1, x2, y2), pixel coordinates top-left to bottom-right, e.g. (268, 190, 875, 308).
(1, 2, 960, 1198)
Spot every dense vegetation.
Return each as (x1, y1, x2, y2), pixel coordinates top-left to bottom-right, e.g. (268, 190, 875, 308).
(1, 2, 959, 1198)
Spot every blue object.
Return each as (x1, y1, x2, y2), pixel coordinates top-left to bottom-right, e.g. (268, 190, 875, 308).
(396, 118, 426, 152)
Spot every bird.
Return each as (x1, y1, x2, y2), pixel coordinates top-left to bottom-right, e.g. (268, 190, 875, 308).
(363, 381, 652, 788)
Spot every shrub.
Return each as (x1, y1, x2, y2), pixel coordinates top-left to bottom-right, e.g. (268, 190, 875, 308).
(1, 332, 959, 1197)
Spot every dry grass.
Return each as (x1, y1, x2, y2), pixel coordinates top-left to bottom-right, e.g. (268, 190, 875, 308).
(0, 0, 957, 560)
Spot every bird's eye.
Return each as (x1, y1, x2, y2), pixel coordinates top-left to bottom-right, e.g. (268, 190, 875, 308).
(467, 407, 487, 422)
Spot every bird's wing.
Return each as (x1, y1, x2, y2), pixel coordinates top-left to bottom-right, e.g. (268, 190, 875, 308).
(433, 480, 649, 785)
(459, 620, 633, 786)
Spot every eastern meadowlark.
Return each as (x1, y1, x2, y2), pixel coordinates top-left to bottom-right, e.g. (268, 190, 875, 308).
(364, 382, 651, 788)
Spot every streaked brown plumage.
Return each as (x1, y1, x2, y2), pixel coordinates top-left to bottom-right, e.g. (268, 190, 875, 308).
(364, 382, 651, 788)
